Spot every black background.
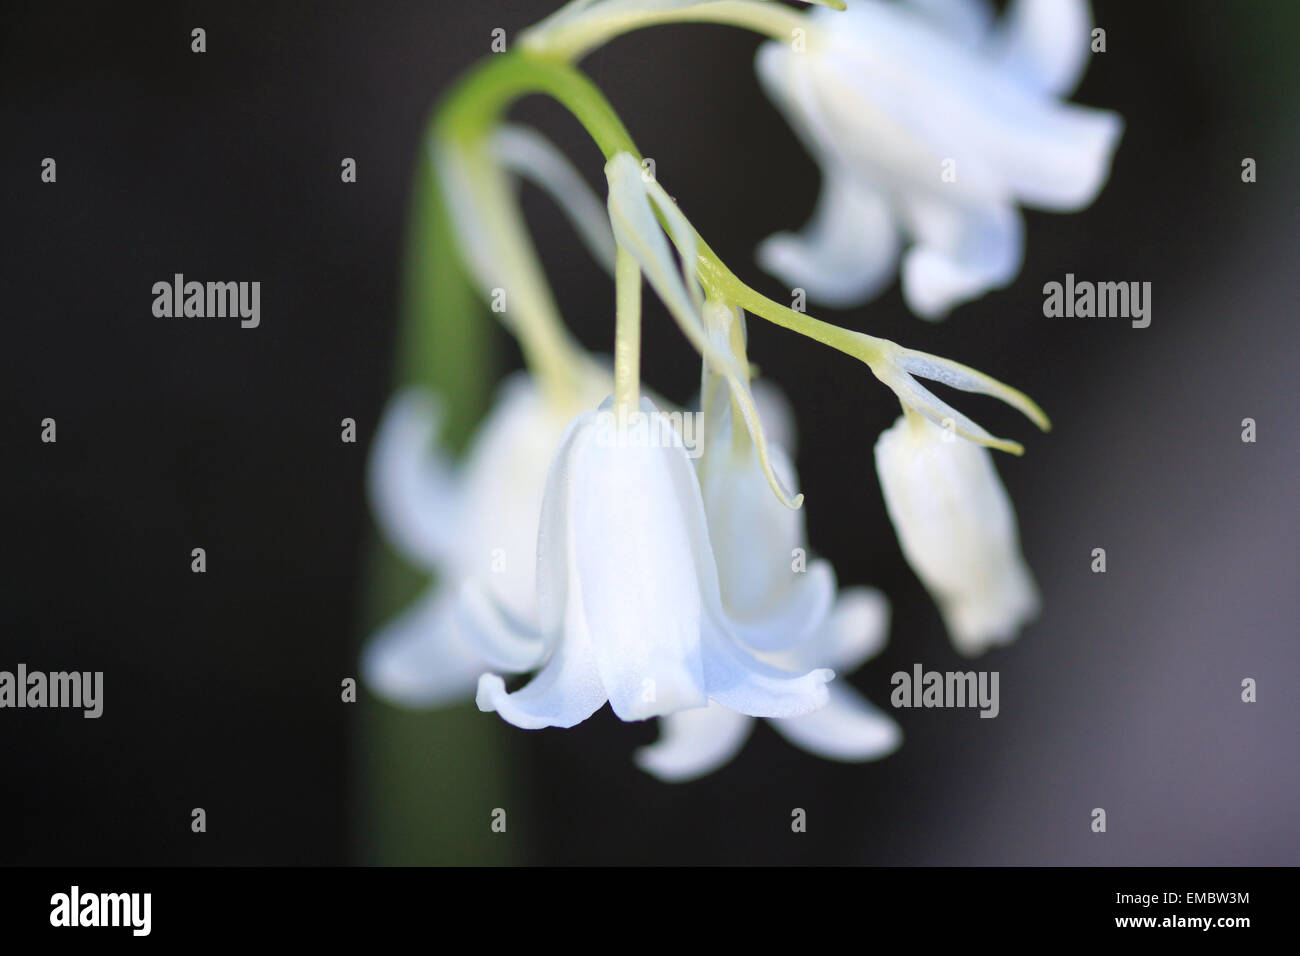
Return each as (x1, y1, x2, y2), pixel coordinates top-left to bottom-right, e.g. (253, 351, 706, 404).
(2, 1, 1297, 865)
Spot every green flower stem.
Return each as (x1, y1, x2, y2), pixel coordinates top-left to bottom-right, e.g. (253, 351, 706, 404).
(363, 123, 513, 867)
(435, 51, 886, 364)
(694, 237, 889, 366)
(433, 50, 1045, 451)
(442, 139, 589, 408)
(521, 0, 822, 63)
(436, 52, 641, 163)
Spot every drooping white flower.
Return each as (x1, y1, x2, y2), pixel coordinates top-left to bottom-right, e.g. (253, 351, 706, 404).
(874, 411, 1039, 655)
(363, 369, 606, 707)
(637, 372, 899, 781)
(476, 395, 835, 728)
(365, 120, 629, 709)
(755, 0, 1122, 318)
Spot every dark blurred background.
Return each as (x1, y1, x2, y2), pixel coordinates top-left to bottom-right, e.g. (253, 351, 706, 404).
(2, 1, 1296, 865)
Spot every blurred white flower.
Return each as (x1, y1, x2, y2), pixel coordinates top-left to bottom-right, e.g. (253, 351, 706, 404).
(638, 382, 899, 781)
(756, 0, 1122, 318)
(476, 395, 835, 728)
(874, 412, 1039, 654)
(363, 369, 606, 707)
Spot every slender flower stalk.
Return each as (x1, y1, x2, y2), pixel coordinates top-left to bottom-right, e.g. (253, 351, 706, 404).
(613, 246, 643, 413)
(522, 0, 840, 62)
(435, 137, 590, 407)
(435, 46, 1046, 461)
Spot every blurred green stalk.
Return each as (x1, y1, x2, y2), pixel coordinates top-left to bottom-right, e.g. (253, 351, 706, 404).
(356, 132, 516, 866)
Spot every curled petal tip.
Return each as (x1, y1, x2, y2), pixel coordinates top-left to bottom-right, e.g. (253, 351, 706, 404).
(475, 673, 506, 713)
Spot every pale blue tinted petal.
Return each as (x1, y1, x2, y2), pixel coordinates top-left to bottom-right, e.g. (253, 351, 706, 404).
(785, 586, 890, 673)
(701, 614, 833, 718)
(900, 196, 1024, 319)
(362, 584, 482, 708)
(757, 169, 901, 308)
(771, 682, 902, 761)
(475, 625, 606, 730)
(635, 703, 755, 782)
(904, 0, 995, 47)
(368, 388, 459, 569)
(988, 0, 1091, 96)
(576, 399, 710, 720)
(454, 580, 547, 673)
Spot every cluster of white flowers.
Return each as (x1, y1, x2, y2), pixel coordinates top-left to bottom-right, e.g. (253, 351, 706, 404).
(365, 0, 1118, 781)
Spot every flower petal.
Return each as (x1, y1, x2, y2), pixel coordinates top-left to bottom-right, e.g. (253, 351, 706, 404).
(770, 682, 902, 761)
(362, 584, 483, 708)
(477, 410, 609, 730)
(899, 195, 1024, 319)
(866, 337, 1049, 455)
(699, 423, 836, 653)
(475, 625, 607, 729)
(762, 0, 1121, 221)
(873, 358, 1023, 454)
(701, 301, 804, 509)
(785, 586, 890, 673)
(896, 346, 1051, 431)
(750, 377, 798, 457)
(905, 0, 995, 48)
(963, 98, 1123, 212)
(634, 702, 754, 782)
(696, 375, 843, 655)
(454, 373, 594, 622)
(701, 614, 833, 718)
(454, 580, 547, 673)
(732, 560, 837, 654)
(756, 169, 901, 308)
(574, 400, 710, 720)
(874, 413, 1040, 654)
(368, 388, 459, 569)
(698, 403, 814, 625)
(987, 0, 1092, 97)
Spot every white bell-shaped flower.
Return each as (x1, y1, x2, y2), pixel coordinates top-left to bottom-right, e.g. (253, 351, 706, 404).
(367, 121, 620, 709)
(755, 0, 1122, 317)
(363, 370, 606, 707)
(874, 411, 1039, 654)
(637, 379, 899, 781)
(476, 395, 834, 729)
